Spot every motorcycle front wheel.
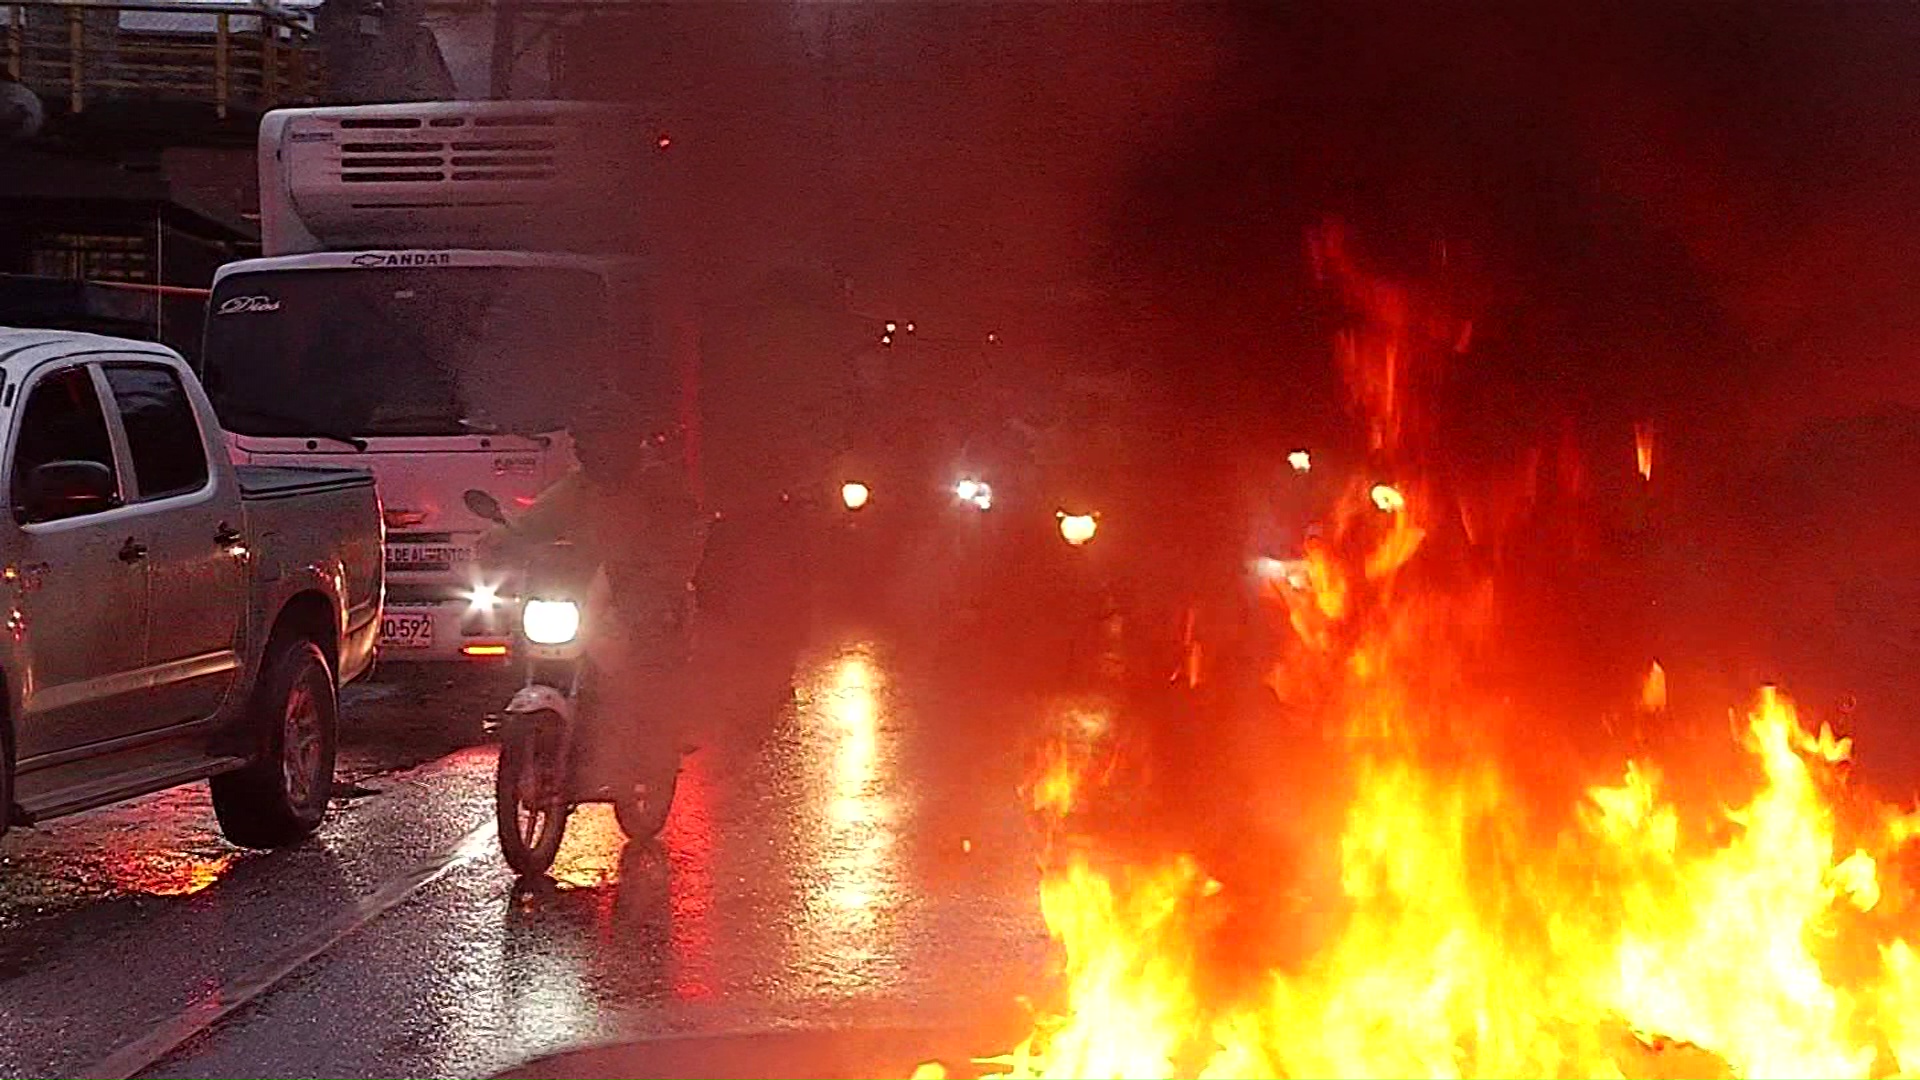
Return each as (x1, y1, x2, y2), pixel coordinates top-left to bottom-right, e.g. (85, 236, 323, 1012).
(496, 716, 570, 877)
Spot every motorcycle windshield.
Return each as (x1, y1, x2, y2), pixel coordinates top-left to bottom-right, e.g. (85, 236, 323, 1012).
(523, 543, 600, 601)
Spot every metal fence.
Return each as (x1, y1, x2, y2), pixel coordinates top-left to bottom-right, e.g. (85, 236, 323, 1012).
(3, 0, 320, 119)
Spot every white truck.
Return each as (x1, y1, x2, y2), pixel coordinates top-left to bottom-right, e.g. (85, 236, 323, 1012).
(199, 100, 652, 663)
(0, 329, 383, 847)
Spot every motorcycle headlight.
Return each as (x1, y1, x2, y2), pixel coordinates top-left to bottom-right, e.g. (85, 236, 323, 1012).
(521, 599, 581, 645)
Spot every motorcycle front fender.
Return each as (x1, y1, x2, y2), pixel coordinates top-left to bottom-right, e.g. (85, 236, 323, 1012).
(505, 684, 574, 722)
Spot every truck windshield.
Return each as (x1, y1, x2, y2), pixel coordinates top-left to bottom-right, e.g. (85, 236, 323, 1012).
(202, 266, 612, 438)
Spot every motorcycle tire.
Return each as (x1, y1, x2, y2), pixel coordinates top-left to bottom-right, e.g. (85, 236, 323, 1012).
(496, 718, 570, 877)
(614, 747, 681, 841)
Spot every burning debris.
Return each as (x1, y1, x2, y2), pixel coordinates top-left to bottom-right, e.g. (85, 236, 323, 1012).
(918, 226, 1920, 1079)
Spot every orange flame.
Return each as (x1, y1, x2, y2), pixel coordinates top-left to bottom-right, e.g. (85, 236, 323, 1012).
(1642, 659, 1668, 713)
(1636, 422, 1655, 482)
(928, 230, 1920, 1080)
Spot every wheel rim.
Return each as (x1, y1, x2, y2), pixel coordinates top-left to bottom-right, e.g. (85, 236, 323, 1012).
(281, 676, 324, 810)
(512, 741, 560, 849)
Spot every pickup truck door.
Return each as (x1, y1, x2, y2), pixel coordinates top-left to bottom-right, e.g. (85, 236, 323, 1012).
(99, 362, 247, 728)
(4, 363, 153, 760)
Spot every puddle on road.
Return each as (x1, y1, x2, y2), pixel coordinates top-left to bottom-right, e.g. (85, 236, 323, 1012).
(0, 787, 254, 978)
(0, 683, 491, 982)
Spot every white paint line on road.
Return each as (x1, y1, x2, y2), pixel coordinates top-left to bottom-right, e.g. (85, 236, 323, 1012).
(77, 818, 500, 1080)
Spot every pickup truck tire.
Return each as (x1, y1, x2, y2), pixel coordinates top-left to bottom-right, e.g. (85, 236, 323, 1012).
(212, 637, 338, 848)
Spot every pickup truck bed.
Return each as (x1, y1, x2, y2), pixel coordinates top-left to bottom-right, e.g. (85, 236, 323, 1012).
(237, 465, 377, 500)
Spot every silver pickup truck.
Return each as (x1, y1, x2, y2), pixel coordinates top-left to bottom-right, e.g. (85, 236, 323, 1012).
(0, 330, 382, 849)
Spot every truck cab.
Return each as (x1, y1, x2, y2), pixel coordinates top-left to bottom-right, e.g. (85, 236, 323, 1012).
(200, 100, 653, 662)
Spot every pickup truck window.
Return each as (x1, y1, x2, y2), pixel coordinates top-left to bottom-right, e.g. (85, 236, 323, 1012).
(10, 366, 120, 522)
(103, 364, 210, 501)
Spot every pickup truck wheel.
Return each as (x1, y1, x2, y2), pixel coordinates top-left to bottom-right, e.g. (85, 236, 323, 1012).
(212, 638, 338, 849)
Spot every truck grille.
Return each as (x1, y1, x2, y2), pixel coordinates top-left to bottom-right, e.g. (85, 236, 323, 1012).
(324, 110, 579, 194)
(338, 138, 561, 185)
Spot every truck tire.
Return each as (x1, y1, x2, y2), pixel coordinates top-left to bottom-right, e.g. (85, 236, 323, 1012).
(212, 638, 338, 849)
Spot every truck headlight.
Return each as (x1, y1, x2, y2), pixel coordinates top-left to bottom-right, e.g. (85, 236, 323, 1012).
(521, 599, 580, 645)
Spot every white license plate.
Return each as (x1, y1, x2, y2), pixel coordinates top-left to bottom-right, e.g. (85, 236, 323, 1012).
(386, 543, 473, 570)
(379, 612, 435, 648)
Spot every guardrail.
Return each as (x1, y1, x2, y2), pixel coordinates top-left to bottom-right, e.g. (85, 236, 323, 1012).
(3, 0, 320, 119)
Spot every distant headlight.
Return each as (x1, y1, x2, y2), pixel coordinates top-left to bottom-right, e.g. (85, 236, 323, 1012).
(841, 481, 871, 511)
(955, 477, 993, 511)
(522, 599, 580, 645)
(1057, 512, 1098, 546)
(1253, 556, 1311, 590)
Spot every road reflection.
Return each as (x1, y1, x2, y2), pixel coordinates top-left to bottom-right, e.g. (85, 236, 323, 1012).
(0, 786, 251, 902)
(104, 850, 238, 897)
(546, 805, 626, 891)
(497, 751, 718, 1013)
(783, 640, 905, 993)
(663, 751, 716, 1000)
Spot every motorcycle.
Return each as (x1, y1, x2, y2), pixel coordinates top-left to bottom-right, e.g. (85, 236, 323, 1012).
(464, 489, 681, 877)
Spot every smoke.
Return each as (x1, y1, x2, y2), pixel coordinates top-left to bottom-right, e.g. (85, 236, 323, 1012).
(1084, 5, 1920, 466)
(565, 5, 1227, 339)
(555, 6, 1920, 773)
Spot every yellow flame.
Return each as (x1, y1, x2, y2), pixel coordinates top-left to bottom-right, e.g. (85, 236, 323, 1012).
(944, 229, 1920, 1080)
(966, 683, 1920, 1079)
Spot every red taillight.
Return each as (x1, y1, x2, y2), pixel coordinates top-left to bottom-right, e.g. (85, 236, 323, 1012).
(384, 509, 429, 530)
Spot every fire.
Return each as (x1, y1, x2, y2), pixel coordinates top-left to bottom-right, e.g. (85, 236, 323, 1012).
(918, 227, 1920, 1080)
(1636, 422, 1656, 481)
(1641, 660, 1667, 713)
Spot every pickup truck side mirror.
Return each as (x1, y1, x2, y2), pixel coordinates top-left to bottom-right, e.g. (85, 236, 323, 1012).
(20, 460, 118, 524)
(463, 488, 508, 525)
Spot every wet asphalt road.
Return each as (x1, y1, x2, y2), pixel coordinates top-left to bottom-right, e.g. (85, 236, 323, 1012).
(0, 622, 1066, 1078)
